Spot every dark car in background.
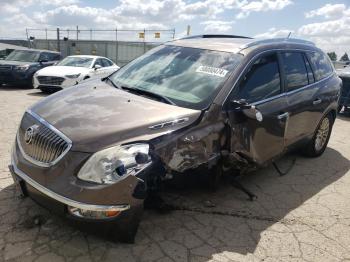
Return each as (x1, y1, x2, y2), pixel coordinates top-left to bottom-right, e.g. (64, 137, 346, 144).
(336, 66, 350, 112)
(0, 49, 61, 87)
(9, 36, 341, 243)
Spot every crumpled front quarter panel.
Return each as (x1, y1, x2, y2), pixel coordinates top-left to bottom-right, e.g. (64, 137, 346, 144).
(154, 106, 226, 173)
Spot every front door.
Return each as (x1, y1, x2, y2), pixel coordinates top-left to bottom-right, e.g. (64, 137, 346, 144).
(226, 52, 288, 165)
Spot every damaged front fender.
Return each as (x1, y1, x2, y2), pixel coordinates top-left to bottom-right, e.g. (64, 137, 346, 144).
(153, 105, 227, 173)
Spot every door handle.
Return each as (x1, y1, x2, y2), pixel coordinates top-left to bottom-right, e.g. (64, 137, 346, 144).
(313, 98, 322, 105)
(277, 112, 289, 120)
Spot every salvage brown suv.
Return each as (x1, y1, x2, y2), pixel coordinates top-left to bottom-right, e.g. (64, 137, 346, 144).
(10, 35, 341, 242)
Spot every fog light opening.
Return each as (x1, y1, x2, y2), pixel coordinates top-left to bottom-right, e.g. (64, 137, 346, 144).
(68, 206, 121, 219)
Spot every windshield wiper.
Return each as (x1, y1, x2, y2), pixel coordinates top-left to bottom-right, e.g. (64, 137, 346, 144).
(120, 85, 175, 105)
(104, 76, 122, 89)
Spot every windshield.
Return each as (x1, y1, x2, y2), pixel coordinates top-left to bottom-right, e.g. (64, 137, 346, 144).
(57, 57, 93, 68)
(110, 45, 243, 109)
(5, 50, 40, 62)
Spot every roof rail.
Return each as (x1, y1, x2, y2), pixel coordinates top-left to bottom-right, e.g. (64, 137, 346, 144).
(241, 38, 315, 50)
(181, 34, 253, 40)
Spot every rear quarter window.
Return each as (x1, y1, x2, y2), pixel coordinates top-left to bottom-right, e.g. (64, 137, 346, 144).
(307, 51, 334, 81)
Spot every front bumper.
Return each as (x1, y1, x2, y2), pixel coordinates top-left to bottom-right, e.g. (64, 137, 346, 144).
(9, 162, 144, 243)
(33, 76, 79, 89)
(9, 163, 130, 213)
(0, 70, 32, 85)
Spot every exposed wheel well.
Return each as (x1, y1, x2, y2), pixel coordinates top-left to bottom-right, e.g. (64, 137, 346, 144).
(83, 75, 90, 80)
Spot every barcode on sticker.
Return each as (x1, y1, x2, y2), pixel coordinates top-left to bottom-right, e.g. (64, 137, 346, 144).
(196, 66, 228, 77)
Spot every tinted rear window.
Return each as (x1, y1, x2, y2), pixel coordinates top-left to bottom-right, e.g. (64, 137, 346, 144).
(307, 51, 333, 81)
(281, 52, 308, 91)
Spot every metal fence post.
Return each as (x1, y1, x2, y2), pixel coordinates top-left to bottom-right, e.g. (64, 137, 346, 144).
(143, 29, 146, 54)
(56, 28, 60, 52)
(45, 28, 49, 49)
(76, 25, 79, 41)
(115, 28, 119, 64)
(25, 28, 30, 48)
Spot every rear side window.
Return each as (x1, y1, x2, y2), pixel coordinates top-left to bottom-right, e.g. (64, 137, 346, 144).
(239, 53, 281, 103)
(281, 52, 308, 92)
(307, 51, 333, 81)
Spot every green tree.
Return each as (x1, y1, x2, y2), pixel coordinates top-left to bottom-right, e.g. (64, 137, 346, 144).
(340, 52, 349, 61)
(327, 52, 337, 61)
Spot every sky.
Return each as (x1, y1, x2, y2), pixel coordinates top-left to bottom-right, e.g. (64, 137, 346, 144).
(1, 0, 349, 57)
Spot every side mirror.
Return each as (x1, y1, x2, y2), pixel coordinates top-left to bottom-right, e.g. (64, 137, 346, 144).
(230, 99, 263, 122)
(39, 59, 48, 64)
(94, 64, 102, 70)
(230, 99, 252, 110)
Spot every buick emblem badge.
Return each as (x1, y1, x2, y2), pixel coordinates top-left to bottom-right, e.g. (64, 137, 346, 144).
(24, 125, 39, 144)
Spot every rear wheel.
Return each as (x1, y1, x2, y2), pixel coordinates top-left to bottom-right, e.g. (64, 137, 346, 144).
(303, 113, 333, 157)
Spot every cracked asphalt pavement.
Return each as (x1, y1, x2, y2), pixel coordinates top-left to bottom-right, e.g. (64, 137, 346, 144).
(1, 87, 350, 262)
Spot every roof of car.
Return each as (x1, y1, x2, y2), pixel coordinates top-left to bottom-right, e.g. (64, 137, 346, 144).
(166, 35, 317, 53)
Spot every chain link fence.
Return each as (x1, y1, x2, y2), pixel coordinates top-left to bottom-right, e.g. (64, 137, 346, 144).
(26, 28, 176, 65)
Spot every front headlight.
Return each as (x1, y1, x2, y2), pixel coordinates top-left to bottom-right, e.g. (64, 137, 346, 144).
(65, 73, 81, 79)
(15, 65, 30, 71)
(77, 144, 151, 184)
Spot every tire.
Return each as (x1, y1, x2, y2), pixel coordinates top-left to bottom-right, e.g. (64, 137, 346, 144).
(303, 113, 333, 157)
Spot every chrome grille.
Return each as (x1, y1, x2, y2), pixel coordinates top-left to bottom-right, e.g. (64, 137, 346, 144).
(17, 110, 72, 167)
(37, 76, 65, 85)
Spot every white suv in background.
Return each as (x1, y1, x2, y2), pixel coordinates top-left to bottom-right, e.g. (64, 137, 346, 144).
(33, 55, 119, 93)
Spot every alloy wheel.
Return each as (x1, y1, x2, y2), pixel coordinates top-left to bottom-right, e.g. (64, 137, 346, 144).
(314, 117, 330, 152)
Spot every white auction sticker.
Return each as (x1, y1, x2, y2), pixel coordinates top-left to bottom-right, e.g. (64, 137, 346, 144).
(196, 66, 228, 77)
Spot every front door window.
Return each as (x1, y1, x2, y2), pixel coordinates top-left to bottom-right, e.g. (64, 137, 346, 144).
(239, 53, 281, 103)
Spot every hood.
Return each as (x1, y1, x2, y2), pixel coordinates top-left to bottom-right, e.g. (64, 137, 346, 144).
(0, 60, 37, 66)
(37, 66, 90, 76)
(30, 79, 202, 152)
(36, 66, 90, 76)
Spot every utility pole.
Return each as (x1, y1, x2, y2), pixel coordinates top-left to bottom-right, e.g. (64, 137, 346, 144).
(76, 25, 79, 41)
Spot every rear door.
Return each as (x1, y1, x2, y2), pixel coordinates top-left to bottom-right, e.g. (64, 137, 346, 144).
(280, 51, 317, 146)
(227, 52, 288, 165)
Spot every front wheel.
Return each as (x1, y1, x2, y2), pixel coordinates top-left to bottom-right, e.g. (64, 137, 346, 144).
(302, 113, 333, 157)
